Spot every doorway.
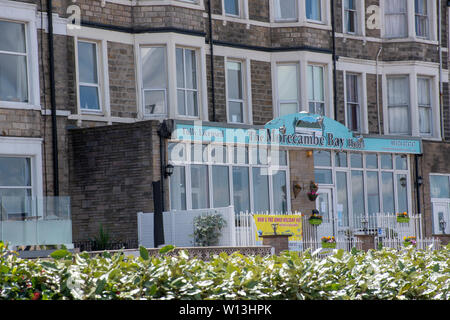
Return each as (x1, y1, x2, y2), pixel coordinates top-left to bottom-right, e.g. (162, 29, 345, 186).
(316, 187, 336, 238)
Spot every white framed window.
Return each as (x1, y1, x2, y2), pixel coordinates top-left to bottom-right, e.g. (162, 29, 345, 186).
(429, 174, 450, 234)
(343, 0, 357, 34)
(387, 75, 410, 135)
(415, 0, 429, 38)
(176, 47, 199, 117)
(273, 0, 298, 21)
(0, 20, 28, 104)
(417, 77, 432, 135)
(345, 73, 361, 132)
(168, 142, 290, 213)
(276, 63, 300, 116)
(77, 40, 102, 112)
(224, 0, 240, 17)
(384, 0, 408, 38)
(141, 46, 167, 116)
(306, 0, 322, 22)
(307, 64, 325, 115)
(226, 60, 245, 123)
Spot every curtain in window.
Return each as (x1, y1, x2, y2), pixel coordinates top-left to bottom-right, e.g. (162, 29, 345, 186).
(385, 0, 407, 38)
(277, 64, 299, 116)
(141, 47, 167, 115)
(415, 0, 429, 38)
(387, 77, 410, 134)
(274, 0, 297, 20)
(417, 77, 431, 134)
(306, 0, 321, 21)
(346, 74, 360, 131)
(224, 0, 239, 16)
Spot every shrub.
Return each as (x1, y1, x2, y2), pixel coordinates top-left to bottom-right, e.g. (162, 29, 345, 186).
(0, 241, 449, 300)
(192, 213, 226, 246)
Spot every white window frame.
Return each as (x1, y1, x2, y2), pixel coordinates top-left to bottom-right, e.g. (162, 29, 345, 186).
(415, 0, 430, 39)
(269, 0, 331, 29)
(272, 0, 298, 22)
(305, 0, 324, 23)
(342, 0, 363, 35)
(176, 46, 200, 118)
(140, 45, 168, 117)
(135, 33, 208, 121)
(168, 142, 291, 213)
(344, 72, 362, 133)
(225, 58, 247, 124)
(417, 76, 433, 136)
(307, 64, 326, 116)
(386, 74, 411, 135)
(275, 62, 301, 116)
(76, 39, 104, 114)
(429, 173, 450, 234)
(0, 1, 40, 111)
(221, 0, 248, 21)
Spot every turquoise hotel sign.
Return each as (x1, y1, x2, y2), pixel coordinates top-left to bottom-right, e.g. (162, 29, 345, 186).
(172, 113, 422, 154)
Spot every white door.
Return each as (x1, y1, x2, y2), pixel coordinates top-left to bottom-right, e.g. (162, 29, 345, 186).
(432, 202, 450, 234)
(316, 188, 335, 238)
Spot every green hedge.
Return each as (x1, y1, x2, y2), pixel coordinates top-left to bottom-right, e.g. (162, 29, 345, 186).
(0, 242, 449, 300)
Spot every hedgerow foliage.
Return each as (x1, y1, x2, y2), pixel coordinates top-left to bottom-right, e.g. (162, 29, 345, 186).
(0, 241, 449, 300)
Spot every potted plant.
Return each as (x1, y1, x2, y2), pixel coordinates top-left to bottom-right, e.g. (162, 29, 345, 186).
(321, 236, 336, 248)
(403, 236, 416, 247)
(309, 209, 323, 225)
(397, 212, 410, 223)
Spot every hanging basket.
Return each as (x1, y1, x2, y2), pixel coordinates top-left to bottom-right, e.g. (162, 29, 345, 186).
(397, 217, 410, 223)
(309, 218, 322, 226)
(307, 193, 319, 201)
(322, 242, 336, 249)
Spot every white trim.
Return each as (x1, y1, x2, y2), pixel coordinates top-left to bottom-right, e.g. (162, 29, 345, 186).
(104, 0, 205, 10)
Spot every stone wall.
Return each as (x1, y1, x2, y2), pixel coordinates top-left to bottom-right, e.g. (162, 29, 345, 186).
(289, 150, 316, 215)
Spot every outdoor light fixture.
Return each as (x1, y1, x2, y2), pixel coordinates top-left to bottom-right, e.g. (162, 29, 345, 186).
(400, 176, 407, 187)
(439, 217, 447, 234)
(164, 164, 174, 178)
(306, 150, 313, 157)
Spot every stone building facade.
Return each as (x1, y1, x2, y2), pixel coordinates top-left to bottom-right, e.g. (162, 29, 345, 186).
(1, 0, 450, 246)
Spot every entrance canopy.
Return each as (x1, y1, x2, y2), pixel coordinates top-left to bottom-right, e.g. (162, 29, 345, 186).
(171, 113, 422, 154)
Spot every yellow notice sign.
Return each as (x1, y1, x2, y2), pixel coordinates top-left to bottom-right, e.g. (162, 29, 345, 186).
(253, 215, 303, 241)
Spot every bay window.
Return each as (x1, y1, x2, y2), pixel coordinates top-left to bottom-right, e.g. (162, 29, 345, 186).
(277, 64, 300, 116)
(417, 77, 432, 135)
(141, 46, 167, 116)
(384, 0, 408, 38)
(0, 20, 28, 103)
(176, 47, 199, 117)
(415, 0, 429, 38)
(308, 65, 325, 115)
(387, 76, 410, 135)
(273, 0, 297, 21)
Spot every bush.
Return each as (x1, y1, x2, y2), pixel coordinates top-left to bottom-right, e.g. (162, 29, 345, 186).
(0, 241, 449, 300)
(192, 213, 226, 246)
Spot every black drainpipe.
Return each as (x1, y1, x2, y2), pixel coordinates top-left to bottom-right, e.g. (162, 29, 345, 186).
(208, 0, 216, 121)
(415, 155, 422, 215)
(331, 0, 338, 121)
(47, 0, 59, 196)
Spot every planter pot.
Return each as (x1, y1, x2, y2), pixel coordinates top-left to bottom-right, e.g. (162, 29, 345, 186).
(309, 219, 322, 226)
(307, 193, 318, 201)
(322, 242, 336, 249)
(397, 217, 410, 223)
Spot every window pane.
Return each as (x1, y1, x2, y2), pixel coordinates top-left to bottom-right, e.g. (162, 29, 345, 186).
(366, 154, 378, 169)
(385, 0, 407, 37)
(351, 171, 365, 221)
(419, 106, 431, 134)
(211, 145, 227, 163)
(227, 61, 243, 100)
(382, 172, 395, 213)
(313, 66, 324, 101)
(367, 171, 380, 217)
(336, 171, 349, 226)
(381, 154, 393, 169)
(430, 175, 450, 198)
(141, 47, 166, 89)
(277, 64, 298, 101)
(0, 53, 28, 103)
(78, 42, 98, 84)
(271, 150, 287, 166)
(233, 166, 250, 214)
(306, 0, 321, 21)
(144, 90, 165, 114)
(184, 49, 197, 90)
(191, 144, 208, 162)
(350, 153, 363, 168)
(168, 143, 186, 162)
(79, 85, 100, 110)
(272, 170, 288, 213)
(395, 155, 407, 170)
(225, 0, 239, 15)
(335, 152, 348, 167)
(0, 157, 31, 186)
(279, 103, 298, 116)
(274, 0, 297, 20)
(314, 150, 331, 167)
(0, 188, 32, 217)
(233, 146, 248, 164)
(315, 169, 332, 184)
(186, 91, 198, 117)
(177, 89, 185, 115)
(388, 77, 410, 134)
(191, 165, 209, 209)
(176, 48, 184, 88)
(229, 101, 243, 123)
(212, 166, 230, 207)
(170, 166, 186, 210)
(0, 21, 26, 53)
(252, 167, 269, 212)
(251, 147, 268, 165)
(397, 174, 408, 213)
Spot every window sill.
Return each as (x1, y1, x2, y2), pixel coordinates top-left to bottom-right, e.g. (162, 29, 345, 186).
(0, 102, 41, 111)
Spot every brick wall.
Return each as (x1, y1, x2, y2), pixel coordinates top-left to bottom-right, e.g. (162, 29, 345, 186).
(289, 150, 316, 215)
(68, 120, 160, 242)
(251, 60, 273, 125)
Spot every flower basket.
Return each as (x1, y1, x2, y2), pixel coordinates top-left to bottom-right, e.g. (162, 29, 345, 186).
(397, 217, 410, 223)
(309, 218, 322, 226)
(307, 192, 319, 201)
(321, 242, 336, 249)
(403, 236, 416, 247)
(403, 241, 416, 247)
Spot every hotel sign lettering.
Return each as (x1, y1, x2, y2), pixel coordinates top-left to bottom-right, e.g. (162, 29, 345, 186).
(172, 113, 422, 154)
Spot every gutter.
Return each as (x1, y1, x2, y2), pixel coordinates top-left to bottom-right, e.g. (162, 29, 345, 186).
(47, 0, 59, 196)
(331, 0, 338, 121)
